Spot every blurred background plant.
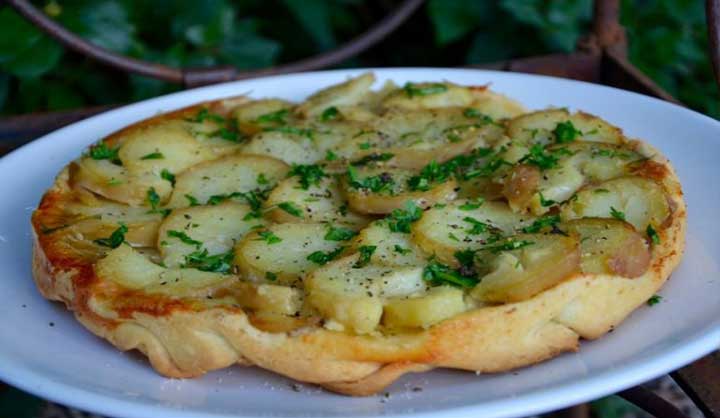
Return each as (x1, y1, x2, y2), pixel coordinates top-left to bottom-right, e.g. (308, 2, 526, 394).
(0, 0, 716, 119)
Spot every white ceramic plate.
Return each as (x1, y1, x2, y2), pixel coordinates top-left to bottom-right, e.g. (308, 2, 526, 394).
(0, 68, 718, 418)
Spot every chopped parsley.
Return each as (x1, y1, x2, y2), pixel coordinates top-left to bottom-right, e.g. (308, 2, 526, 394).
(325, 150, 338, 161)
(351, 153, 394, 166)
(423, 260, 478, 288)
(183, 249, 233, 274)
(161, 169, 175, 185)
(393, 245, 412, 255)
(646, 224, 660, 245)
(307, 246, 345, 265)
(146, 187, 170, 217)
(647, 294, 663, 306)
(463, 216, 489, 235)
(256, 109, 289, 124)
(167, 230, 202, 248)
(185, 194, 200, 206)
(324, 225, 357, 241)
(358, 141, 372, 150)
(93, 224, 128, 248)
(257, 230, 282, 244)
(320, 106, 339, 121)
(140, 152, 164, 160)
(353, 245, 376, 268)
(462, 108, 494, 124)
(211, 125, 244, 143)
(448, 232, 460, 242)
(278, 201, 304, 218)
(610, 206, 626, 221)
(459, 198, 484, 211)
(265, 271, 278, 281)
(190, 108, 225, 124)
(553, 121, 580, 143)
(347, 166, 394, 193)
(88, 142, 121, 165)
(257, 173, 269, 185)
(594, 188, 610, 194)
(288, 164, 326, 189)
(521, 215, 561, 233)
(539, 192, 557, 207)
(408, 160, 449, 191)
(387, 201, 423, 233)
(403, 82, 448, 98)
(523, 144, 558, 170)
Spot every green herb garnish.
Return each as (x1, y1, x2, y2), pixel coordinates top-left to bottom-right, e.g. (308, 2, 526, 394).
(185, 194, 200, 207)
(94, 224, 128, 248)
(459, 198, 484, 211)
(521, 215, 561, 233)
(88, 142, 121, 165)
(257, 230, 282, 244)
(140, 152, 164, 160)
(483, 239, 534, 253)
(183, 249, 233, 274)
(307, 246, 345, 266)
(167, 230, 202, 248)
(325, 225, 357, 241)
(266, 272, 277, 281)
(610, 206, 626, 221)
(161, 169, 175, 185)
(647, 294, 662, 306)
(423, 260, 478, 288)
(347, 166, 394, 193)
(387, 201, 423, 233)
(263, 126, 313, 139)
(325, 150, 338, 161)
(278, 201, 304, 218)
(320, 106, 339, 121)
(523, 144, 558, 170)
(403, 82, 448, 98)
(393, 245, 412, 255)
(463, 216, 489, 235)
(190, 108, 225, 124)
(553, 121, 579, 143)
(351, 153, 394, 166)
(353, 245, 376, 268)
(257, 173, 269, 185)
(646, 224, 660, 245)
(256, 108, 289, 124)
(539, 192, 557, 207)
(288, 164, 326, 190)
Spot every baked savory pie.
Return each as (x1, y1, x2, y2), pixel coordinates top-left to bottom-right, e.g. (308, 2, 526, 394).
(32, 73, 685, 395)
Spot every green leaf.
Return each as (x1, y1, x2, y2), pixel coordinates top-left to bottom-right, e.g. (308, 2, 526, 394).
(288, 164, 327, 189)
(183, 249, 233, 273)
(278, 201, 304, 218)
(94, 224, 128, 248)
(1, 35, 63, 79)
(387, 201, 423, 234)
(353, 245, 376, 268)
(307, 246, 345, 266)
(324, 225, 357, 241)
(423, 260, 478, 288)
(0, 9, 43, 63)
(283, 0, 336, 49)
(427, 0, 493, 45)
(167, 230, 202, 248)
(219, 20, 281, 70)
(60, 0, 136, 53)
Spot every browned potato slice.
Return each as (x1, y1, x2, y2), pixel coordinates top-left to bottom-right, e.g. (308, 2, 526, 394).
(411, 200, 533, 266)
(382, 81, 473, 109)
(562, 218, 650, 277)
(505, 142, 644, 215)
(234, 223, 345, 286)
(342, 166, 458, 214)
(467, 86, 527, 120)
(296, 73, 376, 117)
(560, 176, 671, 230)
(167, 154, 289, 207)
(382, 286, 467, 329)
(265, 176, 370, 227)
(507, 109, 624, 145)
(229, 281, 304, 316)
(470, 233, 581, 303)
(232, 99, 295, 134)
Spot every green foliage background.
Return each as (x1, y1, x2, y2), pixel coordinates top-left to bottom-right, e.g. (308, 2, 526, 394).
(0, 0, 716, 120)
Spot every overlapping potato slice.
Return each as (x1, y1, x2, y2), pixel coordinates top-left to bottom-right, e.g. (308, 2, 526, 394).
(562, 218, 650, 277)
(167, 154, 289, 207)
(96, 244, 231, 294)
(470, 233, 581, 303)
(411, 200, 533, 266)
(157, 202, 264, 268)
(227, 281, 304, 316)
(381, 81, 474, 109)
(560, 176, 671, 230)
(234, 223, 346, 285)
(466, 86, 527, 120)
(507, 109, 624, 146)
(264, 175, 370, 227)
(349, 220, 428, 267)
(503, 142, 645, 214)
(342, 165, 458, 214)
(233, 99, 295, 134)
(383, 286, 467, 329)
(296, 73, 376, 117)
(305, 254, 427, 333)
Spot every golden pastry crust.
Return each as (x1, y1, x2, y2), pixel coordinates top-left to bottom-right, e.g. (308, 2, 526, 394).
(31, 81, 686, 395)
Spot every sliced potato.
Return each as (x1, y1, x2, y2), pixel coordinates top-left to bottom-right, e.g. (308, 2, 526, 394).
(350, 221, 428, 267)
(506, 142, 645, 215)
(157, 202, 264, 268)
(96, 244, 229, 292)
(296, 73, 376, 117)
(382, 81, 473, 110)
(470, 233, 580, 303)
(560, 176, 671, 230)
(72, 158, 171, 206)
(507, 109, 624, 145)
(562, 218, 650, 277)
(264, 176, 370, 227)
(242, 131, 322, 165)
(167, 154, 289, 207)
(65, 199, 163, 247)
(383, 286, 467, 329)
(233, 99, 295, 134)
(342, 165, 458, 214)
(229, 281, 303, 315)
(411, 200, 533, 266)
(305, 254, 427, 333)
(467, 87, 527, 120)
(234, 223, 344, 285)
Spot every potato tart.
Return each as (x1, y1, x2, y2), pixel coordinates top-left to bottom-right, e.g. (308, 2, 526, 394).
(32, 73, 685, 395)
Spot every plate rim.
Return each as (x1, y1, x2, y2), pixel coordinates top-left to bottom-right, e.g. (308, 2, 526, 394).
(1, 67, 719, 418)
